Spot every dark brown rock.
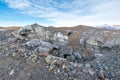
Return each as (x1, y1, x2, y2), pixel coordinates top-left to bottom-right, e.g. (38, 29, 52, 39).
(38, 51, 49, 57)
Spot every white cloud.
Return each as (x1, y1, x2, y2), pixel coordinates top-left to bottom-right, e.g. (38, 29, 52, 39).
(4, 0, 31, 9)
(2, 0, 120, 26)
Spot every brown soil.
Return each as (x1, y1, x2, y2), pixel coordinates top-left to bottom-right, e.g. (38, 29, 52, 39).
(0, 26, 21, 30)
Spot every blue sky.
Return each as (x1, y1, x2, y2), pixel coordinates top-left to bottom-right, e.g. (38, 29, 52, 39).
(0, 0, 120, 27)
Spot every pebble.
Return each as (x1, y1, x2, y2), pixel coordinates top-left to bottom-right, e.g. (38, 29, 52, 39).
(11, 43, 17, 48)
(88, 69, 95, 76)
(77, 63, 83, 68)
(57, 69, 61, 73)
(85, 63, 91, 68)
(109, 72, 115, 78)
(9, 69, 15, 75)
(68, 65, 74, 71)
(72, 70, 76, 74)
(70, 62, 74, 66)
(12, 52, 16, 57)
(18, 48, 26, 53)
(68, 71, 72, 76)
(73, 63, 78, 68)
(65, 68, 70, 72)
(49, 65, 56, 71)
(94, 53, 103, 58)
(64, 73, 69, 78)
(82, 69, 88, 73)
(32, 57, 38, 63)
(31, 54, 38, 63)
(66, 55, 76, 62)
(74, 51, 82, 60)
(98, 70, 105, 80)
(62, 63, 67, 69)
(104, 67, 108, 70)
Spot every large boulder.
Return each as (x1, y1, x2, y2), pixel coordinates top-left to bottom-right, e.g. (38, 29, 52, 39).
(25, 39, 58, 52)
(18, 23, 46, 40)
(79, 30, 120, 53)
(58, 46, 73, 58)
(13, 23, 69, 44)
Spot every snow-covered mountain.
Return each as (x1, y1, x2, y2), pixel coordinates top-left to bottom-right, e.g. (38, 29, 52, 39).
(96, 24, 120, 30)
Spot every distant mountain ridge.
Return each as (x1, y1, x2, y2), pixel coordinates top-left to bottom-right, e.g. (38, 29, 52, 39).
(96, 24, 120, 30)
(1, 23, 120, 30)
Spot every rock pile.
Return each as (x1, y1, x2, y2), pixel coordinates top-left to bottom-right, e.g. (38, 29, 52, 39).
(0, 24, 120, 80)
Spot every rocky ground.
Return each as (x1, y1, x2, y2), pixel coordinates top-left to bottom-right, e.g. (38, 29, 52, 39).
(0, 24, 120, 80)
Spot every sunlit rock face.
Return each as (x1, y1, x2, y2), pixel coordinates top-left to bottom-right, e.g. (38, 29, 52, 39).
(17, 23, 46, 40)
(53, 32, 68, 43)
(13, 23, 69, 43)
(80, 30, 120, 53)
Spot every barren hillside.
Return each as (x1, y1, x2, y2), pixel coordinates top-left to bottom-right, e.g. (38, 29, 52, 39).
(0, 24, 120, 80)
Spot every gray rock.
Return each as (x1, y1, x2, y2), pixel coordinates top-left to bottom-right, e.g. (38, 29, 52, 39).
(25, 39, 41, 48)
(85, 63, 91, 68)
(67, 71, 72, 76)
(79, 30, 120, 53)
(82, 53, 92, 61)
(88, 69, 95, 76)
(53, 42, 68, 46)
(34, 46, 50, 52)
(15, 24, 69, 43)
(14, 23, 46, 40)
(82, 68, 88, 73)
(9, 69, 15, 75)
(0, 31, 7, 40)
(25, 39, 54, 52)
(77, 63, 83, 68)
(54, 32, 68, 43)
(73, 51, 82, 60)
(93, 53, 103, 58)
(66, 55, 76, 62)
(73, 63, 78, 68)
(37, 43, 53, 52)
(53, 44, 59, 50)
(68, 65, 74, 71)
(59, 46, 73, 58)
(12, 31, 26, 40)
(38, 40, 54, 52)
(7, 38, 17, 43)
(72, 70, 76, 74)
(18, 27, 31, 37)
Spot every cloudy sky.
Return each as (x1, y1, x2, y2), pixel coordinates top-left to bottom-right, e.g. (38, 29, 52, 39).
(0, 0, 120, 27)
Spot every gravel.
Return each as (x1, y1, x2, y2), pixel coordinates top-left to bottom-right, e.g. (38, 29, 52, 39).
(0, 29, 120, 80)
